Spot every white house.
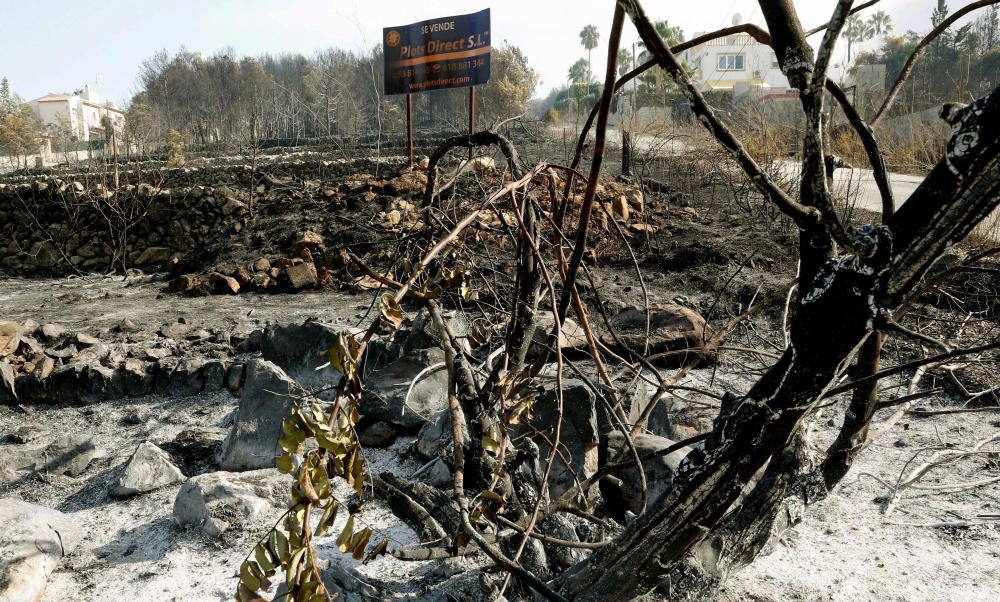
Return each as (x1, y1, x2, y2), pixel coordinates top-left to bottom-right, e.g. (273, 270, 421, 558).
(27, 85, 125, 143)
(679, 15, 790, 96)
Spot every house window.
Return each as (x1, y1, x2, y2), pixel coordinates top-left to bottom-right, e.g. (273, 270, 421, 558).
(718, 54, 745, 71)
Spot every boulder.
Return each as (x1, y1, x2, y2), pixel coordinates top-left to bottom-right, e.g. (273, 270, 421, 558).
(0, 499, 82, 602)
(218, 360, 304, 471)
(604, 431, 691, 516)
(412, 456, 451, 488)
(172, 469, 284, 537)
(111, 441, 187, 498)
(519, 378, 600, 498)
(362, 348, 448, 429)
(1, 434, 97, 478)
(203, 360, 227, 393)
(164, 359, 205, 396)
(405, 310, 469, 352)
(260, 321, 341, 388)
(600, 304, 715, 366)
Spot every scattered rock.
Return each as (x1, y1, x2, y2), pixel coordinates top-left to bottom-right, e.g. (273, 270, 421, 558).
(218, 360, 304, 471)
(529, 313, 587, 357)
(0, 434, 98, 478)
(285, 261, 318, 291)
(5, 423, 45, 444)
(160, 322, 191, 340)
(225, 363, 244, 394)
(520, 378, 599, 498)
(115, 318, 138, 333)
(414, 409, 465, 459)
(39, 323, 67, 341)
(357, 420, 398, 448)
(604, 431, 691, 516)
(75, 333, 101, 347)
(291, 230, 325, 254)
(0, 322, 19, 358)
(600, 304, 716, 366)
(0, 499, 82, 602)
(412, 456, 451, 488)
(208, 272, 240, 295)
(385, 171, 428, 196)
(172, 469, 284, 537)
(0, 362, 16, 403)
(363, 348, 448, 429)
(111, 441, 187, 498)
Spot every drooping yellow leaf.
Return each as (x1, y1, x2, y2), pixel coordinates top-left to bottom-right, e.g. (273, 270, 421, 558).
(336, 515, 356, 552)
(379, 293, 404, 329)
(362, 537, 390, 565)
(350, 527, 373, 560)
(316, 499, 340, 536)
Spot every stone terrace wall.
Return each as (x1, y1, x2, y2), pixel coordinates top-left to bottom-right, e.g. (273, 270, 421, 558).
(0, 157, 404, 275)
(0, 180, 247, 274)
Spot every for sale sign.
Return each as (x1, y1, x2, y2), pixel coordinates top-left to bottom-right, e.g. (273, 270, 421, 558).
(383, 8, 491, 95)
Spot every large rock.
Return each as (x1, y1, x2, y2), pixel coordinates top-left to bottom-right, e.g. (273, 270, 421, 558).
(518, 378, 600, 498)
(172, 469, 285, 537)
(218, 360, 304, 471)
(111, 441, 186, 498)
(600, 304, 716, 366)
(362, 348, 448, 429)
(0, 499, 82, 602)
(0, 434, 97, 479)
(604, 431, 691, 516)
(261, 321, 341, 388)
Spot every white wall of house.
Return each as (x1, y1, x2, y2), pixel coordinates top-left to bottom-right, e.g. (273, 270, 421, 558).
(27, 88, 125, 143)
(680, 31, 790, 94)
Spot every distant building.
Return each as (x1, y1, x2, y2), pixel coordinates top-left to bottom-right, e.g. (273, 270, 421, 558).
(679, 14, 790, 97)
(27, 85, 125, 143)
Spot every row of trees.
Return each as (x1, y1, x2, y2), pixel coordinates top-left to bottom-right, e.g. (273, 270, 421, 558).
(854, 2, 1000, 113)
(128, 44, 539, 151)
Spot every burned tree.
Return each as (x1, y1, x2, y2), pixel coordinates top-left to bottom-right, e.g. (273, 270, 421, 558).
(238, 1, 1000, 601)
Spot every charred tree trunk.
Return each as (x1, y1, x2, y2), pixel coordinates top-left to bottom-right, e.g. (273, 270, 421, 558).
(549, 1, 1000, 598)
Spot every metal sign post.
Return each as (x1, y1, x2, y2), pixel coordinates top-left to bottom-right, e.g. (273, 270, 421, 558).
(406, 93, 414, 166)
(468, 86, 476, 160)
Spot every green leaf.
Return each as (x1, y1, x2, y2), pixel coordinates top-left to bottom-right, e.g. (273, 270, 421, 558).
(239, 560, 261, 592)
(255, 543, 276, 573)
(269, 530, 290, 563)
(285, 547, 307, 589)
(275, 454, 295, 474)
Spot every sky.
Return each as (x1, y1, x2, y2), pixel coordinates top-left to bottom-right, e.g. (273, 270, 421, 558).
(0, 0, 971, 107)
